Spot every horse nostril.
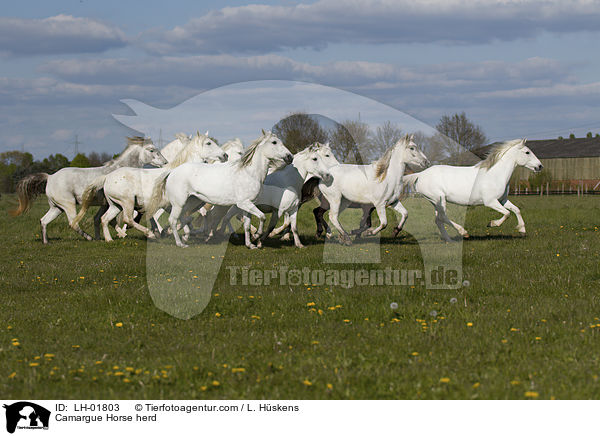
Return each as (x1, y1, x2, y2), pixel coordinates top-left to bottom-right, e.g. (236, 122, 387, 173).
(223, 153, 228, 161)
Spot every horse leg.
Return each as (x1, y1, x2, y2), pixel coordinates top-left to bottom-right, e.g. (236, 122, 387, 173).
(65, 202, 93, 241)
(328, 197, 352, 245)
(121, 203, 155, 239)
(269, 212, 290, 238)
(434, 198, 454, 242)
(168, 204, 187, 248)
(364, 203, 387, 236)
(260, 210, 280, 244)
(352, 205, 375, 236)
(485, 198, 511, 230)
(289, 209, 304, 248)
(502, 199, 526, 235)
(93, 203, 108, 240)
(391, 201, 408, 237)
(101, 203, 121, 242)
(40, 205, 62, 244)
(236, 200, 266, 249)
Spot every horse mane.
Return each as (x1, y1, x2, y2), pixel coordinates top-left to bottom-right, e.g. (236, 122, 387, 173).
(126, 136, 152, 146)
(175, 132, 191, 144)
(373, 135, 410, 181)
(103, 137, 152, 167)
(238, 133, 268, 168)
(476, 139, 524, 170)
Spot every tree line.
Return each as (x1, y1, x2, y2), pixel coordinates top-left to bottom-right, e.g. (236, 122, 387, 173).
(272, 111, 487, 165)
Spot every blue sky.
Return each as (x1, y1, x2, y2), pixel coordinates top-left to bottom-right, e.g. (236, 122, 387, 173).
(2, 0, 600, 158)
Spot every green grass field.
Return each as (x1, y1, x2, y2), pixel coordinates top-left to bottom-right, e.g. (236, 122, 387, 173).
(1, 193, 600, 399)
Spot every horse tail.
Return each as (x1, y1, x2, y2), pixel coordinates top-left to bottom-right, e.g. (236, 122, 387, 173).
(72, 175, 106, 227)
(10, 173, 49, 216)
(146, 170, 171, 217)
(300, 176, 321, 204)
(403, 173, 419, 191)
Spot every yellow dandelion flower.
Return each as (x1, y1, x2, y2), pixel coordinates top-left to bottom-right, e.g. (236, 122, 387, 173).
(44, 353, 55, 358)
(232, 367, 245, 373)
(343, 319, 350, 323)
(524, 391, 539, 398)
(311, 341, 320, 345)
(72, 345, 80, 349)
(302, 379, 313, 386)
(211, 380, 220, 386)
(125, 367, 134, 372)
(466, 322, 473, 327)
(215, 312, 222, 318)
(12, 342, 20, 347)
(8, 372, 16, 379)
(327, 383, 333, 389)
(115, 322, 123, 327)
(200, 386, 207, 391)
(114, 371, 124, 376)
(535, 337, 542, 341)
(510, 380, 520, 385)
(251, 315, 261, 319)
(472, 382, 481, 388)
(501, 339, 508, 343)
(440, 377, 450, 383)
(29, 362, 39, 367)
(411, 352, 419, 356)
(306, 302, 316, 307)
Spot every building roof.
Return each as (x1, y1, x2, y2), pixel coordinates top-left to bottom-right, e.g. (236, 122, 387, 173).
(473, 137, 600, 160)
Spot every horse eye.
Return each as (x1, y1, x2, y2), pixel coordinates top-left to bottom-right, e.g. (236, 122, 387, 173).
(312, 157, 317, 161)
(525, 151, 530, 154)
(207, 141, 211, 145)
(271, 140, 277, 144)
(325, 154, 330, 157)
(410, 147, 415, 150)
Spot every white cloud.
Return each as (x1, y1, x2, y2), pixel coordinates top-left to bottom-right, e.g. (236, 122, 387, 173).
(140, 0, 600, 54)
(0, 14, 127, 56)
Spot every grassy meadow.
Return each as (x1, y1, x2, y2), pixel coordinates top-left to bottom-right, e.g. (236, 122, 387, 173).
(1, 193, 600, 399)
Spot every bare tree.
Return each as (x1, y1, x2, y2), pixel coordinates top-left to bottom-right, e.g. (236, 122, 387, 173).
(370, 121, 403, 157)
(272, 112, 329, 154)
(329, 119, 371, 163)
(436, 112, 487, 149)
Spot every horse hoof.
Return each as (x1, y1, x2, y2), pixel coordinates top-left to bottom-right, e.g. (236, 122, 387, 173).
(247, 244, 257, 249)
(519, 231, 527, 237)
(325, 233, 333, 240)
(147, 233, 156, 239)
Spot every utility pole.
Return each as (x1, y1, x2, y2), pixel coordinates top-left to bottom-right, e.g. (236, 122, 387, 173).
(71, 135, 83, 158)
(158, 129, 164, 148)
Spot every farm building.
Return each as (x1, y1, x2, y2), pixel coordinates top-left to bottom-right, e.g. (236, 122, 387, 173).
(473, 137, 600, 193)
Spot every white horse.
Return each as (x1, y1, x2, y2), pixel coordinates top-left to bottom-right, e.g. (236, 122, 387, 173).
(152, 137, 246, 236)
(217, 142, 337, 248)
(404, 138, 543, 241)
(73, 132, 227, 241)
(147, 130, 293, 248)
(319, 135, 429, 245)
(11, 137, 167, 243)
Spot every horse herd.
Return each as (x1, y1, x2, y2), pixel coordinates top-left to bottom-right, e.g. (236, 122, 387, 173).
(11, 130, 543, 248)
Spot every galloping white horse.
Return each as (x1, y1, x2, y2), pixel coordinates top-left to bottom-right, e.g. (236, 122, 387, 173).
(403, 139, 543, 241)
(147, 130, 293, 248)
(153, 137, 246, 237)
(318, 135, 429, 245)
(73, 132, 227, 241)
(218, 142, 336, 248)
(10, 137, 167, 243)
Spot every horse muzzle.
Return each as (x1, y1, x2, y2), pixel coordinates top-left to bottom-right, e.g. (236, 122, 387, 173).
(284, 153, 293, 165)
(321, 173, 333, 184)
(220, 153, 229, 162)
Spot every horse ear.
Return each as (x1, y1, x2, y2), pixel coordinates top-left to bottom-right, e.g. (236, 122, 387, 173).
(325, 141, 330, 147)
(409, 134, 414, 141)
(205, 130, 209, 137)
(261, 128, 266, 135)
(522, 138, 527, 145)
(196, 130, 200, 137)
